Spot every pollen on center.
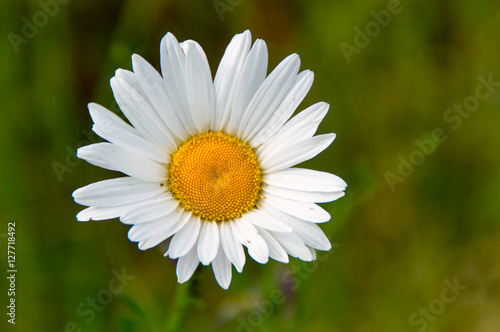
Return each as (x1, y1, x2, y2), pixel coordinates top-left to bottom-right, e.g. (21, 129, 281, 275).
(167, 132, 263, 222)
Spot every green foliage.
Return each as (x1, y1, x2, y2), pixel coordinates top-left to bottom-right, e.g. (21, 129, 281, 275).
(1, 0, 499, 331)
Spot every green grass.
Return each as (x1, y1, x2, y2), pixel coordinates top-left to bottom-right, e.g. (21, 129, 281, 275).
(1, 0, 499, 331)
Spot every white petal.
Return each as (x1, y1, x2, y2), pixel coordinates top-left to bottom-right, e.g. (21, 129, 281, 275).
(182, 40, 215, 132)
(263, 186, 345, 203)
(233, 218, 269, 264)
(213, 30, 251, 131)
(238, 54, 301, 141)
(271, 231, 313, 261)
(110, 74, 175, 148)
(92, 122, 170, 164)
(220, 221, 246, 273)
(128, 220, 171, 242)
(226, 39, 268, 135)
(264, 168, 347, 192)
(274, 210, 332, 251)
(264, 193, 331, 223)
(297, 224, 331, 251)
(75, 198, 159, 222)
(212, 242, 232, 290)
(113, 69, 152, 106)
(244, 209, 292, 233)
(120, 193, 177, 224)
(131, 54, 188, 143)
(168, 216, 202, 259)
(76, 206, 124, 221)
(260, 134, 336, 174)
(257, 228, 289, 263)
(138, 234, 169, 250)
(260, 200, 331, 251)
(257, 101, 329, 158)
(160, 34, 189, 114)
(77, 143, 166, 182)
(136, 210, 185, 249)
(73, 177, 165, 208)
(89, 105, 169, 164)
(176, 243, 200, 284)
(197, 221, 220, 265)
(308, 246, 317, 261)
(250, 70, 314, 146)
(88, 103, 136, 135)
(140, 211, 190, 252)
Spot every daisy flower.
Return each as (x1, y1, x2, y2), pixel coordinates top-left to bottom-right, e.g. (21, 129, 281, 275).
(73, 30, 347, 289)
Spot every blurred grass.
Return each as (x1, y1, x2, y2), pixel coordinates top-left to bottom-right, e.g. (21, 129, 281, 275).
(1, 0, 500, 331)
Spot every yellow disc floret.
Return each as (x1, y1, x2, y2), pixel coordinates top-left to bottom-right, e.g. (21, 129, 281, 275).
(167, 132, 262, 222)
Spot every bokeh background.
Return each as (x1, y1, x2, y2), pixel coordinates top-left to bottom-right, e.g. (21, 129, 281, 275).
(1, 0, 500, 331)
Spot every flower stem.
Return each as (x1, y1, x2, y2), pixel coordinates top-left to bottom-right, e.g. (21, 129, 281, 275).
(164, 271, 198, 331)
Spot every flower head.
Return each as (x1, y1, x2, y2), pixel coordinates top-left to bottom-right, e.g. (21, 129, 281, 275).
(73, 30, 347, 289)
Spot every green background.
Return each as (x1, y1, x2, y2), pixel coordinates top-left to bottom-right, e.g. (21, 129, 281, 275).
(1, 0, 499, 331)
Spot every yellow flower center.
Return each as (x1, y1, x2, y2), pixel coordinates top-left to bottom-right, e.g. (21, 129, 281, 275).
(167, 132, 262, 222)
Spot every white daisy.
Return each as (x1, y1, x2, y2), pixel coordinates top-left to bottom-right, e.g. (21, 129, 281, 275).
(73, 30, 347, 289)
